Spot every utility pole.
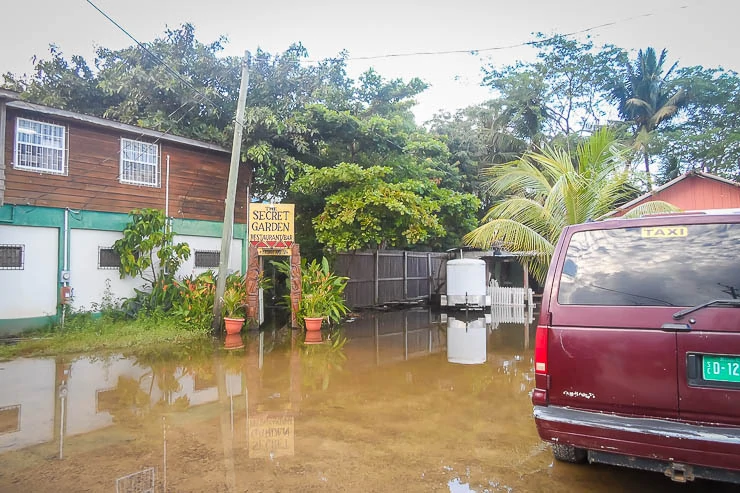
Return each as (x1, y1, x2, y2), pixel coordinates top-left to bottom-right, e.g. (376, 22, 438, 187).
(213, 51, 250, 331)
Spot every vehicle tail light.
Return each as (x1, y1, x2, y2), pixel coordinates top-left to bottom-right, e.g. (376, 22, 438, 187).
(534, 325, 548, 374)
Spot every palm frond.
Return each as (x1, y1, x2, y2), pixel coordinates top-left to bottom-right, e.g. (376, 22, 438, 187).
(622, 200, 681, 218)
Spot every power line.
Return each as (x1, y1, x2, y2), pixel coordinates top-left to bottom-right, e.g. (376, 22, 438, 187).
(300, 6, 690, 63)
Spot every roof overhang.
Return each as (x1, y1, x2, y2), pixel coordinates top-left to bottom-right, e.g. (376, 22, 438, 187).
(603, 170, 740, 218)
(6, 99, 229, 154)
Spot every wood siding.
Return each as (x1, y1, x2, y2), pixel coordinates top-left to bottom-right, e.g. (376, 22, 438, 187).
(615, 175, 740, 217)
(3, 108, 249, 223)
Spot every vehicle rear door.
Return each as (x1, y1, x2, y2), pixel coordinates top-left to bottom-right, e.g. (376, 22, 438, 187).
(547, 223, 680, 418)
(674, 222, 740, 425)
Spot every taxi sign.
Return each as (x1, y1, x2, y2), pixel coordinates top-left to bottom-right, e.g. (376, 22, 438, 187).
(641, 226, 688, 238)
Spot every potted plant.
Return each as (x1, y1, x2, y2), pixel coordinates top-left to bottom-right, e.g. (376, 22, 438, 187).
(221, 286, 246, 334)
(297, 258, 349, 337)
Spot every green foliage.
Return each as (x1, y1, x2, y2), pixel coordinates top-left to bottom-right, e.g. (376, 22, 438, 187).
(292, 163, 478, 251)
(113, 208, 190, 289)
(464, 129, 678, 282)
(221, 285, 246, 319)
(273, 257, 349, 325)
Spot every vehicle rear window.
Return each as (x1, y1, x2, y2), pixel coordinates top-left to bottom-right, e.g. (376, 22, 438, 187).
(558, 223, 740, 307)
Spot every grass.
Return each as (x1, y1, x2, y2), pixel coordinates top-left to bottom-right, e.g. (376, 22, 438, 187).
(0, 311, 213, 360)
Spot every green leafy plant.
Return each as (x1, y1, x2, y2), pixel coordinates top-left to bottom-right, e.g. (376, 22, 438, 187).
(273, 257, 349, 326)
(221, 285, 246, 319)
(113, 208, 191, 288)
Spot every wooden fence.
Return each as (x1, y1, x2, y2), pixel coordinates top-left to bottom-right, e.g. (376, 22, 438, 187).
(334, 251, 449, 308)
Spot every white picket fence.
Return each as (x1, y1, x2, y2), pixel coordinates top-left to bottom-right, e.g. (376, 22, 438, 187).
(489, 279, 534, 307)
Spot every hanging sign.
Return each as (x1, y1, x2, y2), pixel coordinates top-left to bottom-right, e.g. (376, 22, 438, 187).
(249, 203, 295, 256)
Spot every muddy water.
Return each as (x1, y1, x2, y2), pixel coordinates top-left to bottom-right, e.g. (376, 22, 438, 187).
(0, 308, 734, 492)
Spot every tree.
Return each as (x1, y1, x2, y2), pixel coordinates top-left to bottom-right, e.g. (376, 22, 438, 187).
(463, 130, 677, 282)
(609, 48, 688, 188)
(113, 208, 191, 287)
(291, 163, 478, 251)
(654, 66, 740, 182)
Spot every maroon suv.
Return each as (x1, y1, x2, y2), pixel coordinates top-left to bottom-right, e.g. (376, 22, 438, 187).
(532, 211, 740, 484)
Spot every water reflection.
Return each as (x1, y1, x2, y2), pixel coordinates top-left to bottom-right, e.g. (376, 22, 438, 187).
(446, 315, 487, 365)
(0, 308, 731, 492)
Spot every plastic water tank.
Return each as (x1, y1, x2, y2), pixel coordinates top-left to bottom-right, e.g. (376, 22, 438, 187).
(446, 258, 487, 297)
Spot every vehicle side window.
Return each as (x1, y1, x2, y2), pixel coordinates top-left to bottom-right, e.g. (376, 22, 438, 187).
(558, 223, 740, 306)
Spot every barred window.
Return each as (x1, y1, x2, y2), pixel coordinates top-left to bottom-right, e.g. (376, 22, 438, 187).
(14, 118, 67, 174)
(0, 245, 24, 270)
(120, 138, 160, 187)
(194, 250, 220, 268)
(98, 247, 121, 269)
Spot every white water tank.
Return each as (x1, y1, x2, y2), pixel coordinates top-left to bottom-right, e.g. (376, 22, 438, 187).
(443, 258, 489, 308)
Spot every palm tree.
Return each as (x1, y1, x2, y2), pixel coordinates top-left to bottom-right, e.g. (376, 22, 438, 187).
(611, 47, 687, 189)
(464, 129, 677, 282)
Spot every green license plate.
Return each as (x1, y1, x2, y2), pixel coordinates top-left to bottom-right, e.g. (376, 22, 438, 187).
(703, 355, 740, 383)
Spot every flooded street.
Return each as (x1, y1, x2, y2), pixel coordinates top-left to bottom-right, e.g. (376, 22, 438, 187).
(0, 307, 734, 492)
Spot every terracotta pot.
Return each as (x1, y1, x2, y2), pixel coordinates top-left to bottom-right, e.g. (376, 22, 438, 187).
(304, 316, 323, 331)
(224, 317, 245, 335)
(304, 316, 324, 344)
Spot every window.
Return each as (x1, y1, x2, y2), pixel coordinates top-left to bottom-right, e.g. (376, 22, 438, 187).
(120, 138, 160, 187)
(0, 245, 24, 270)
(98, 247, 121, 269)
(14, 118, 67, 174)
(195, 250, 220, 268)
(558, 223, 740, 307)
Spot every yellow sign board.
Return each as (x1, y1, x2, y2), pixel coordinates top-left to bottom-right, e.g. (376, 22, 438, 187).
(248, 415, 295, 458)
(249, 203, 294, 255)
(641, 226, 688, 238)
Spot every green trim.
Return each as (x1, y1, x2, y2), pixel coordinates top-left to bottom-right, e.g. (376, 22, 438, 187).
(0, 204, 63, 227)
(68, 209, 130, 231)
(0, 315, 56, 336)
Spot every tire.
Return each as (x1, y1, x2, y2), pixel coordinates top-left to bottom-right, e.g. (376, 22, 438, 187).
(552, 443, 587, 463)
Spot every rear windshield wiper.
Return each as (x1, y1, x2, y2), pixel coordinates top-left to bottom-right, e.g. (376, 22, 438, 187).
(673, 299, 740, 320)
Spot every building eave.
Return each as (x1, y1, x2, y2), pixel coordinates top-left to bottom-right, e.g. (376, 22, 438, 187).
(6, 99, 229, 154)
(602, 170, 740, 218)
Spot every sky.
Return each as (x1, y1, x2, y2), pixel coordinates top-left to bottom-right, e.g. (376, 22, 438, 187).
(2, 0, 739, 123)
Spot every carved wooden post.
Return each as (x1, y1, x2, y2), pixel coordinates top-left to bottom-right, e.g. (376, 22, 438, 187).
(246, 244, 260, 323)
(290, 244, 302, 328)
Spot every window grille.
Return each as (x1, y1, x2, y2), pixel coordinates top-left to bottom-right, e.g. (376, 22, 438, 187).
(194, 250, 220, 268)
(0, 245, 24, 270)
(120, 138, 160, 187)
(99, 247, 122, 269)
(14, 118, 67, 174)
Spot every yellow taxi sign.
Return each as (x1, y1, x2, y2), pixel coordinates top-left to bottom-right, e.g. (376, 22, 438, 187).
(641, 226, 688, 238)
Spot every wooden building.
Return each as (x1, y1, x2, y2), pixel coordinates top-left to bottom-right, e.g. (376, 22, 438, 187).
(608, 170, 740, 217)
(0, 89, 250, 333)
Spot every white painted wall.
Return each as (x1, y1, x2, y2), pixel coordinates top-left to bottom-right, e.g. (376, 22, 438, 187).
(0, 225, 59, 319)
(69, 229, 145, 312)
(175, 234, 242, 278)
(0, 358, 56, 453)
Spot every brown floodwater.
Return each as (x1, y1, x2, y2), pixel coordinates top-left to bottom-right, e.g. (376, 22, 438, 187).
(0, 307, 735, 492)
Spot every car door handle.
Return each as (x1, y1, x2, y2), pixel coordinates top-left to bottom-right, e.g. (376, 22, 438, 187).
(661, 323, 692, 332)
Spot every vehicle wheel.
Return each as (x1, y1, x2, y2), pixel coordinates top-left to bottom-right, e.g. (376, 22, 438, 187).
(552, 443, 587, 463)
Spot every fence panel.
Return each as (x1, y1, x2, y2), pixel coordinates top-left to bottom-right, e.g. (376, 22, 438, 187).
(335, 251, 448, 308)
